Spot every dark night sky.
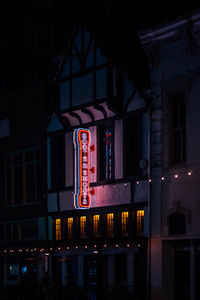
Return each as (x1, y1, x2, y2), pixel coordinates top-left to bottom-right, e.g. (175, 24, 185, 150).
(54, 1, 200, 90)
(2, 1, 200, 93)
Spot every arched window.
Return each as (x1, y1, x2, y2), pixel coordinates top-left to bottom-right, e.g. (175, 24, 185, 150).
(169, 213, 186, 234)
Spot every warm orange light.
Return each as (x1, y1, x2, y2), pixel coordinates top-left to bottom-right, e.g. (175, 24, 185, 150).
(121, 211, 129, 237)
(67, 217, 73, 240)
(137, 210, 144, 236)
(107, 213, 114, 238)
(80, 216, 86, 239)
(93, 215, 99, 238)
(56, 219, 61, 240)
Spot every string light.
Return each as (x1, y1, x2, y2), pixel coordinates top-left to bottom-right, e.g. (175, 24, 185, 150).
(126, 244, 130, 247)
(115, 244, 119, 248)
(135, 170, 193, 184)
(67, 247, 70, 250)
(104, 244, 107, 248)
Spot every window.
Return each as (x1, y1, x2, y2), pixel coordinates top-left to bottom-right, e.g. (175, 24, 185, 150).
(50, 134, 65, 189)
(121, 212, 129, 237)
(125, 115, 142, 177)
(169, 213, 186, 234)
(93, 215, 100, 238)
(137, 210, 144, 236)
(107, 213, 114, 238)
(20, 220, 38, 240)
(0, 224, 5, 240)
(80, 216, 86, 239)
(99, 124, 113, 181)
(67, 217, 73, 240)
(0, 118, 9, 138)
(0, 158, 5, 207)
(5, 148, 41, 205)
(168, 92, 186, 165)
(55, 219, 61, 240)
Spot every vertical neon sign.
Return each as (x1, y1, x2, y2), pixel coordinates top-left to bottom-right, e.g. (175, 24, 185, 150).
(73, 128, 91, 209)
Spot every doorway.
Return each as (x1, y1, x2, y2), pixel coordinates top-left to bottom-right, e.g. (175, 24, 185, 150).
(174, 250, 190, 300)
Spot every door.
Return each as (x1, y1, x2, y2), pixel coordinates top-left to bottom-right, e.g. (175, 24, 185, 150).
(174, 250, 190, 300)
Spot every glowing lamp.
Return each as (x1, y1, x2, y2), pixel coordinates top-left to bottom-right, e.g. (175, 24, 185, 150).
(90, 188, 95, 195)
(73, 128, 91, 209)
(90, 145, 95, 151)
(89, 167, 95, 173)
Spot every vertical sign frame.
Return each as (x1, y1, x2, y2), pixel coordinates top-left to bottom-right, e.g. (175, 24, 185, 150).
(73, 128, 91, 209)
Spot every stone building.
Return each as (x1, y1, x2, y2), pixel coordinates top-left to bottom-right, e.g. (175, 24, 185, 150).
(139, 9, 200, 300)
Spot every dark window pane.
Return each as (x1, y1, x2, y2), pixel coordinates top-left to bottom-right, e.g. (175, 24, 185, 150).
(0, 224, 5, 240)
(51, 134, 65, 189)
(125, 115, 142, 177)
(99, 125, 113, 181)
(14, 166, 23, 204)
(6, 156, 11, 167)
(36, 162, 42, 201)
(20, 221, 38, 240)
(25, 150, 35, 162)
(13, 153, 22, 165)
(6, 163, 12, 205)
(26, 163, 35, 202)
(169, 213, 186, 234)
(169, 93, 186, 165)
(13, 223, 19, 240)
(0, 159, 5, 207)
(6, 224, 11, 240)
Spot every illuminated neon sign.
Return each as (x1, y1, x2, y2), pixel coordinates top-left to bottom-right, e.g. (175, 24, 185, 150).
(73, 128, 91, 209)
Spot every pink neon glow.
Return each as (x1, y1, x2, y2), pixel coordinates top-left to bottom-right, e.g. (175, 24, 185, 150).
(74, 129, 91, 209)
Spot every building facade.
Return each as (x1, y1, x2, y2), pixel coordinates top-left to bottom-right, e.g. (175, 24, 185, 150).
(46, 24, 149, 299)
(140, 10, 200, 300)
(0, 20, 149, 300)
(2, 5, 200, 300)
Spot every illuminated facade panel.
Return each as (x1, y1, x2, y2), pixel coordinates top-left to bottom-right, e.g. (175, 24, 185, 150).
(67, 217, 73, 240)
(80, 216, 86, 239)
(73, 128, 91, 209)
(93, 214, 99, 238)
(107, 213, 114, 238)
(55, 219, 61, 240)
(137, 210, 144, 236)
(121, 212, 129, 237)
